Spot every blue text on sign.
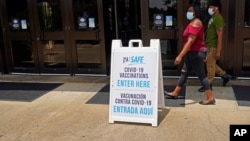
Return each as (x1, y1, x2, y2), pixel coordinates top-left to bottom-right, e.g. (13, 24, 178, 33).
(117, 80, 150, 88)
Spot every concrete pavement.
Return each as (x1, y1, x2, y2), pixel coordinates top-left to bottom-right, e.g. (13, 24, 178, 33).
(0, 75, 250, 141)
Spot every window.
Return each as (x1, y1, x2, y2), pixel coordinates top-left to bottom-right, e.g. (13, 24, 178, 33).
(244, 0, 250, 27)
(6, 0, 29, 31)
(37, 0, 62, 31)
(73, 0, 98, 30)
(148, 0, 177, 30)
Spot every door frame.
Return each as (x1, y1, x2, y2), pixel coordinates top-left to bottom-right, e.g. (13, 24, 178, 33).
(0, 0, 40, 74)
(68, 0, 107, 75)
(0, 16, 4, 74)
(0, 0, 107, 75)
(32, 0, 70, 74)
(233, 0, 250, 77)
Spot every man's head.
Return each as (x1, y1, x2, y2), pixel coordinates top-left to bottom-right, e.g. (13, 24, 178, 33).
(208, 0, 222, 15)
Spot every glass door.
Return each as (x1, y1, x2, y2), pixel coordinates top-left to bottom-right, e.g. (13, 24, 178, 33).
(2, 0, 38, 73)
(1, 0, 107, 75)
(141, 0, 190, 76)
(102, 0, 142, 75)
(235, 0, 250, 77)
(115, 0, 142, 46)
(102, 0, 142, 47)
(68, 0, 107, 75)
(0, 2, 6, 74)
(1, 0, 69, 74)
(0, 17, 4, 74)
(33, 0, 69, 74)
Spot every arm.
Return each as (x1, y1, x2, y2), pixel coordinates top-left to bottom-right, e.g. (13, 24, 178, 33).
(174, 34, 196, 65)
(175, 20, 201, 65)
(215, 28, 223, 60)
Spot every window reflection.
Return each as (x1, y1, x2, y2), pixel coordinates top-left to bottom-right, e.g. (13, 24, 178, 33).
(43, 40, 66, 68)
(76, 40, 101, 69)
(6, 0, 29, 31)
(37, 0, 62, 31)
(161, 39, 178, 74)
(73, 0, 98, 30)
(148, 0, 177, 29)
(11, 41, 34, 67)
(244, 0, 250, 27)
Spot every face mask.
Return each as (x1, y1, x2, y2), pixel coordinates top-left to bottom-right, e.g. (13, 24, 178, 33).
(186, 12, 194, 20)
(208, 8, 214, 15)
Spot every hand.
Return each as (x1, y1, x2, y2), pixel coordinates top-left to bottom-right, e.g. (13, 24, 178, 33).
(174, 56, 182, 65)
(215, 51, 220, 60)
(203, 57, 207, 62)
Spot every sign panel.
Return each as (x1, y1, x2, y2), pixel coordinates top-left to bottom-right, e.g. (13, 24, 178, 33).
(166, 15, 173, 26)
(12, 18, 20, 30)
(153, 14, 164, 29)
(88, 18, 95, 28)
(109, 39, 165, 127)
(78, 17, 87, 29)
(21, 19, 28, 30)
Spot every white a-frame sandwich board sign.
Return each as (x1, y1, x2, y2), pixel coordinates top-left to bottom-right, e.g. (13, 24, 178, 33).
(109, 39, 165, 127)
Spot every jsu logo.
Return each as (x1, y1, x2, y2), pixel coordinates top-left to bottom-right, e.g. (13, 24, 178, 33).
(123, 56, 145, 65)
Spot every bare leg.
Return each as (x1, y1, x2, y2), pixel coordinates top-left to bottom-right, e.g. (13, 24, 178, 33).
(164, 86, 181, 97)
(199, 90, 216, 105)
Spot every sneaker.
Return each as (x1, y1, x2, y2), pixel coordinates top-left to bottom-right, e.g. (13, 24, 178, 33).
(198, 86, 205, 92)
(222, 74, 232, 86)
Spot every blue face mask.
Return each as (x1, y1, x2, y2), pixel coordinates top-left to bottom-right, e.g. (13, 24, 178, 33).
(186, 12, 194, 20)
(208, 8, 214, 16)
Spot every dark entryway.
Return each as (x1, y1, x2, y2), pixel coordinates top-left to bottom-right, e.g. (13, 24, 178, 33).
(103, 0, 142, 75)
(0, 0, 107, 75)
(233, 0, 250, 77)
(0, 18, 5, 74)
